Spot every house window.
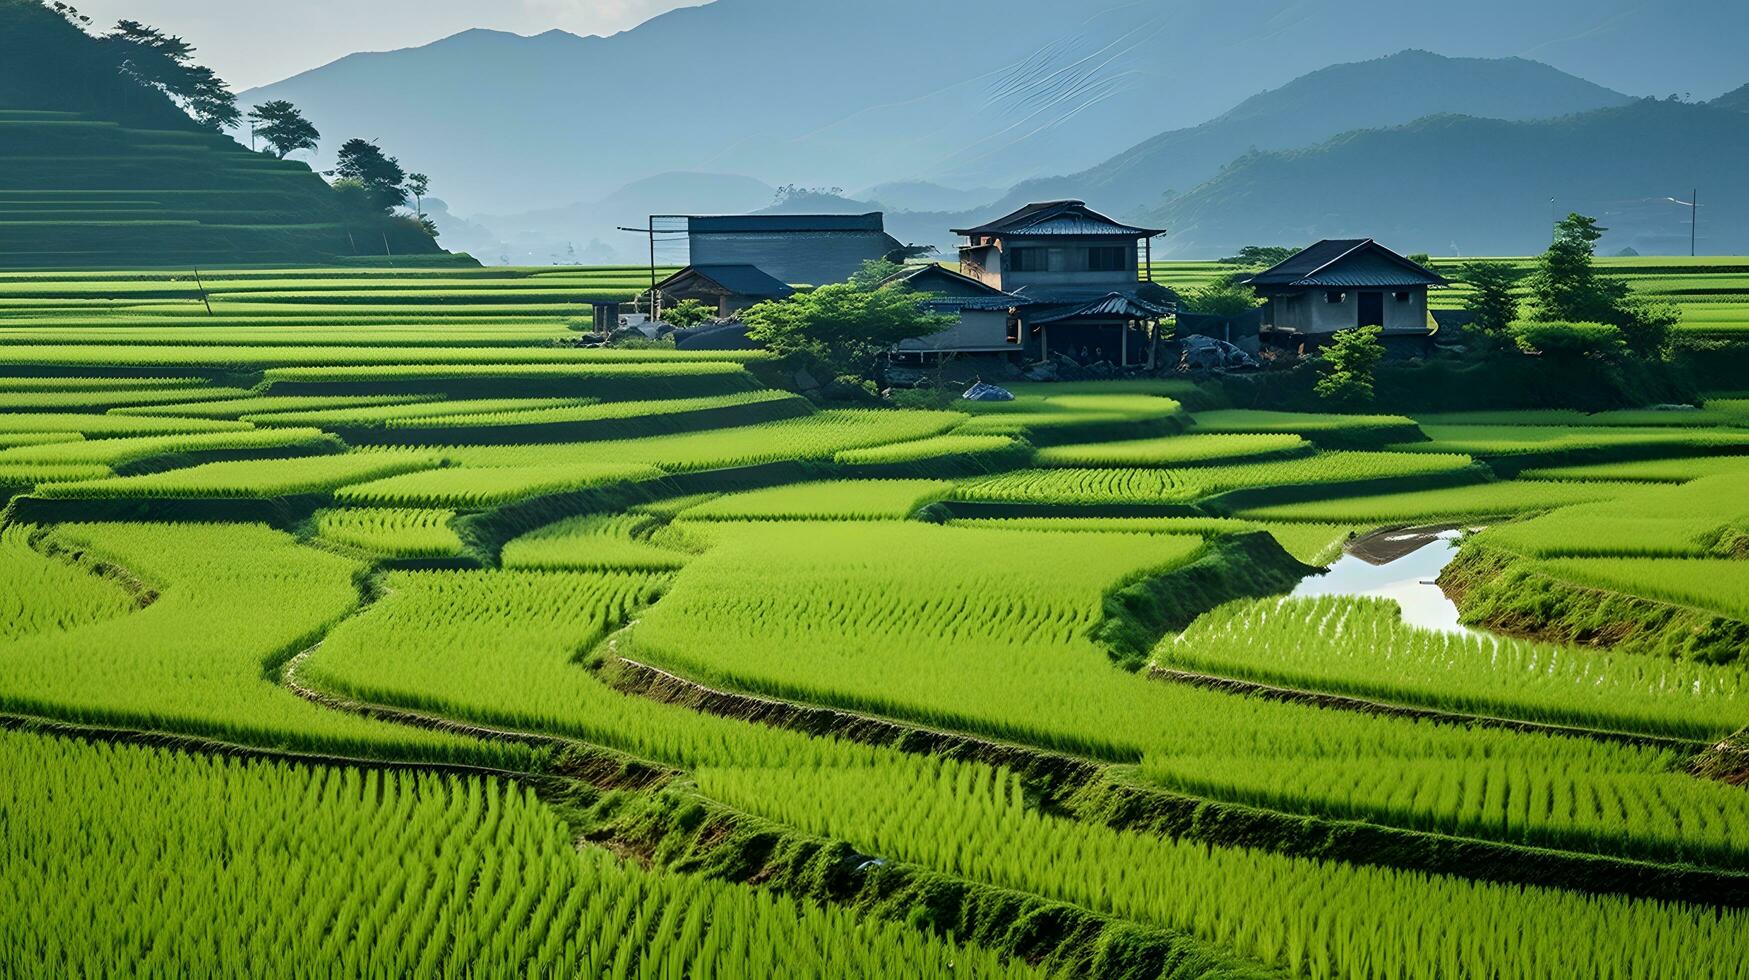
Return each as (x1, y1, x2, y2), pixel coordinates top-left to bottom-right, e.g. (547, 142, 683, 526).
(1005, 317, 1022, 345)
(1087, 245, 1129, 271)
(1325, 290, 1346, 304)
(1394, 291, 1413, 302)
(1010, 248, 1048, 272)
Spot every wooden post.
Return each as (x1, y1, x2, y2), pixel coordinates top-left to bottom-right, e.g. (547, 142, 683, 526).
(1121, 320, 1130, 367)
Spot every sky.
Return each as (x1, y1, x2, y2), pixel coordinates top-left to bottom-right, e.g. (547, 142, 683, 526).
(68, 0, 704, 89)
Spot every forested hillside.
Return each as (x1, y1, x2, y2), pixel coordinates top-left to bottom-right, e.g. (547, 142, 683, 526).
(1146, 98, 1749, 257)
(0, 0, 447, 268)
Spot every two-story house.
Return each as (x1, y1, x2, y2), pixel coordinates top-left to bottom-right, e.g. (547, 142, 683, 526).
(893, 200, 1177, 367)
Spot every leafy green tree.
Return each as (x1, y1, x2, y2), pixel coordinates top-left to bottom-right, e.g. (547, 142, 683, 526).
(1313, 326, 1385, 406)
(1221, 245, 1298, 267)
(742, 271, 953, 385)
(101, 20, 238, 129)
(1460, 261, 1520, 350)
(331, 139, 407, 212)
(1528, 213, 1679, 359)
(247, 100, 319, 158)
(1405, 252, 1434, 267)
(1511, 321, 1627, 361)
(1185, 274, 1261, 317)
(405, 172, 437, 236)
(661, 299, 715, 329)
(848, 257, 906, 289)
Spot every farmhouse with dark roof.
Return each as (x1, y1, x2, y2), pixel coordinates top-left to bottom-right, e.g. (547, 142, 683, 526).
(909, 200, 1176, 366)
(1246, 239, 1447, 348)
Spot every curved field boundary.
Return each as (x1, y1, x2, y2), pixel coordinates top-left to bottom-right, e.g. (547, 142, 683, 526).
(279, 644, 672, 791)
(601, 655, 1101, 791)
(590, 781, 1275, 980)
(273, 649, 1261, 978)
(1440, 544, 1749, 665)
(936, 500, 1205, 520)
(335, 395, 810, 446)
(1146, 666, 1706, 751)
(109, 440, 343, 477)
(0, 710, 550, 786)
(1197, 465, 1492, 515)
(1477, 442, 1749, 478)
(3, 491, 329, 527)
(600, 657, 1749, 907)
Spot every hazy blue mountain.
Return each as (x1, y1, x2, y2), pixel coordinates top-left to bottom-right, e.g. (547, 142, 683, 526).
(456, 171, 778, 264)
(857, 181, 1004, 213)
(238, 0, 1749, 214)
(995, 50, 1633, 218)
(1143, 98, 1749, 257)
(1714, 84, 1749, 112)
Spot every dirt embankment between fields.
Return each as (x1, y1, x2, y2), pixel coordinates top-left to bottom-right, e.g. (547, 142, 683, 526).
(596, 655, 1749, 908)
(1438, 544, 1749, 666)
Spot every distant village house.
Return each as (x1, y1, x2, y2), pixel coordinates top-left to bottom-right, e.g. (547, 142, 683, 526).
(1246, 239, 1446, 352)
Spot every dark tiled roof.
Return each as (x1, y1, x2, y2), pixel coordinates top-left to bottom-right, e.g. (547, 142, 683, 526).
(687, 212, 887, 234)
(657, 264, 794, 298)
(1007, 281, 1180, 306)
(1247, 239, 1448, 287)
(1027, 292, 1177, 324)
(880, 263, 1009, 296)
(951, 200, 1165, 238)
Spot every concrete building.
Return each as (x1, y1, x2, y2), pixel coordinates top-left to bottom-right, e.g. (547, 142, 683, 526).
(1247, 239, 1447, 351)
(683, 212, 906, 287)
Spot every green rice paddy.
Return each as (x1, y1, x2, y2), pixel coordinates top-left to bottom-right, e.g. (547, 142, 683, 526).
(2, 263, 1747, 978)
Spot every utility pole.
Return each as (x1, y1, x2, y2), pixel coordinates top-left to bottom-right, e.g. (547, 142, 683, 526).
(1691, 187, 1698, 257)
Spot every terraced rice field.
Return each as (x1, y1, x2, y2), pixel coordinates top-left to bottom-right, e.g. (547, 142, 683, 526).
(3, 265, 1748, 978)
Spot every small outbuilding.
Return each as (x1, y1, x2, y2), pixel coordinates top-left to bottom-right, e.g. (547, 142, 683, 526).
(654, 263, 794, 318)
(883, 263, 1022, 359)
(1246, 239, 1446, 351)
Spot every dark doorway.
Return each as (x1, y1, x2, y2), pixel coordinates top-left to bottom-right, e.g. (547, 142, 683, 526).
(1357, 292, 1384, 328)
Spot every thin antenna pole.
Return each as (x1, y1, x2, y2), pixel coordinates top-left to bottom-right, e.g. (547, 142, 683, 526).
(648, 216, 659, 319)
(1691, 188, 1698, 257)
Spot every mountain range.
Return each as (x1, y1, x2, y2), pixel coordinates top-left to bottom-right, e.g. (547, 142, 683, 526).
(239, 0, 1748, 216)
(1146, 96, 1749, 256)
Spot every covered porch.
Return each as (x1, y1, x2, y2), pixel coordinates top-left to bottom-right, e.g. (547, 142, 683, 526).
(1022, 292, 1174, 368)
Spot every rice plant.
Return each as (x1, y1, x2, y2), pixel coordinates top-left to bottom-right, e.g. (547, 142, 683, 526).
(502, 513, 692, 570)
(313, 507, 466, 559)
(1162, 595, 1749, 739)
(32, 452, 439, 500)
(677, 479, 952, 521)
(0, 522, 515, 766)
(1035, 432, 1308, 467)
(0, 730, 1041, 980)
(335, 461, 660, 508)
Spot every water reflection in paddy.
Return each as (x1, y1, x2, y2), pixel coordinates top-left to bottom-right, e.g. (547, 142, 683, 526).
(1290, 528, 1477, 635)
